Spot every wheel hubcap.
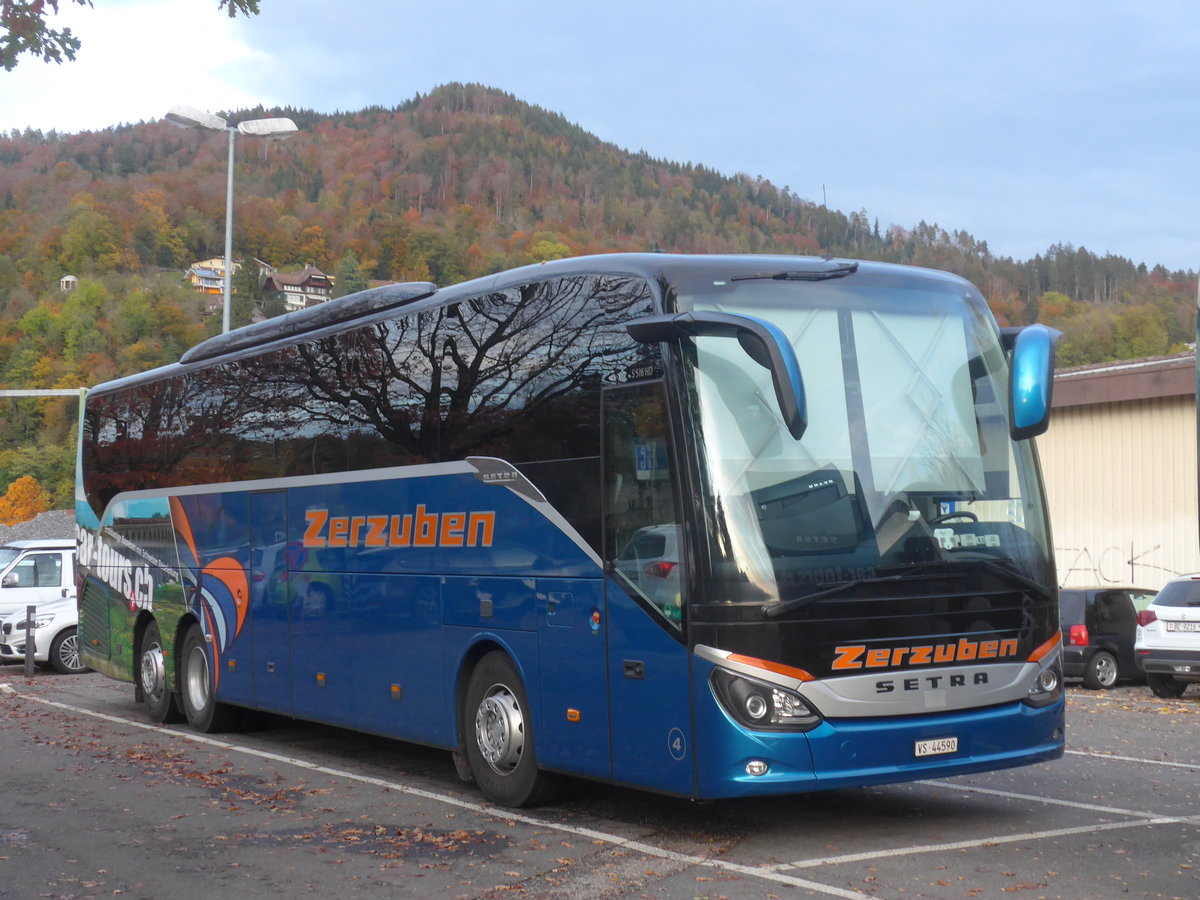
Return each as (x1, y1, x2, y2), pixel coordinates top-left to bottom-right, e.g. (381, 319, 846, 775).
(185, 644, 210, 713)
(140, 641, 165, 698)
(475, 685, 524, 774)
(59, 633, 81, 671)
(1098, 657, 1117, 685)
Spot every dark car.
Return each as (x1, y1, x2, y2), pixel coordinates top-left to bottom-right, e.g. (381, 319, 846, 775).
(1058, 587, 1156, 689)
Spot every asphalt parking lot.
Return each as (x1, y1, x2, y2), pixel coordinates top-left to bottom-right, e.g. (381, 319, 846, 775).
(1, 669, 1197, 899)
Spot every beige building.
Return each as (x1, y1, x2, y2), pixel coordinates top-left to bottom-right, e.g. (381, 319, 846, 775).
(1037, 352, 1198, 591)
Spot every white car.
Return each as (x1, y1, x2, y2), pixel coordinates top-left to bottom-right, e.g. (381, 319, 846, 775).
(1134, 574, 1200, 698)
(0, 539, 76, 619)
(0, 594, 88, 674)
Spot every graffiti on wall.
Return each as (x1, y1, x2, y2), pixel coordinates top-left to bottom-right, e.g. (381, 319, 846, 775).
(1055, 542, 1182, 588)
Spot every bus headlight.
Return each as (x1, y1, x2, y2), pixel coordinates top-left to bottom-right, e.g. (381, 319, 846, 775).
(1024, 660, 1062, 708)
(711, 669, 821, 731)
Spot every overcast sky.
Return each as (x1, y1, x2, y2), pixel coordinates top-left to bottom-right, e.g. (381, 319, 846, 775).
(2, 0, 1198, 272)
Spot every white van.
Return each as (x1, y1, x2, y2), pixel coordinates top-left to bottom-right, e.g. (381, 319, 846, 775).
(0, 539, 76, 619)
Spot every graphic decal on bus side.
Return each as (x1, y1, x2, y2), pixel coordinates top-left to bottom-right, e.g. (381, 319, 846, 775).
(169, 496, 250, 690)
(302, 505, 496, 549)
(77, 525, 169, 612)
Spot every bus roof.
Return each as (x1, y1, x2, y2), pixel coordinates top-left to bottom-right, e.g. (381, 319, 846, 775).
(88, 253, 973, 398)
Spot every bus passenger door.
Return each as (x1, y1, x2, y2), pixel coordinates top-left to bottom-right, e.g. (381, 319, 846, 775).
(602, 382, 694, 797)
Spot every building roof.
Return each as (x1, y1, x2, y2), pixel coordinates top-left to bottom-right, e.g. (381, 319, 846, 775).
(267, 264, 332, 289)
(1053, 350, 1195, 408)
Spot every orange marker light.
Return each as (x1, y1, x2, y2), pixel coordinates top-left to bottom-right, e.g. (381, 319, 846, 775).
(1027, 631, 1062, 663)
(728, 653, 815, 682)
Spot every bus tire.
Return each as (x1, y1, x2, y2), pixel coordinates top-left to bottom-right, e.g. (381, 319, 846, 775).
(179, 624, 242, 733)
(138, 620, 182, 723)
(463, 651, 555, 808)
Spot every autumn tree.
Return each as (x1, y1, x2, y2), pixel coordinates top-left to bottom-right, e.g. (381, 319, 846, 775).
(0, 474, 49, 525)
(59, 193, 129, 274)
(1113, 304, 1171, 359)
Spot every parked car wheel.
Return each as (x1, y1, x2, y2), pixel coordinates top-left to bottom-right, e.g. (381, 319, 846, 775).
(1147, 672, 1188, 698)
(1082, 650, 1119, 690)
(49, 626, 88, 675)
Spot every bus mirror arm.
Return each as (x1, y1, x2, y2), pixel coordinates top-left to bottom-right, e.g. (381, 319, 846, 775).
(626, 312, 807, 440)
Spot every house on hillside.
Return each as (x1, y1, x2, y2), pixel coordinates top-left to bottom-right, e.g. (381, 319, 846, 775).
(264, 264, 335, 311)
(186, 257, 276, 295)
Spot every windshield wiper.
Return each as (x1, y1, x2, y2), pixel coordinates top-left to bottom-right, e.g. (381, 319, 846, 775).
(732, 262, 859, 283)
(761, 573, 907, 619)
(760, 557, 1053, 620)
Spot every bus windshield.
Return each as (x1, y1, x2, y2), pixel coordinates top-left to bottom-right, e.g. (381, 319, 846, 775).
(675, 270, 1054, 608)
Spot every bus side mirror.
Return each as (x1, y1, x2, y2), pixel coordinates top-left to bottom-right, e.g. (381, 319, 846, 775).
(1007, 324, 1062, 440)
(626, 311, 807, 440)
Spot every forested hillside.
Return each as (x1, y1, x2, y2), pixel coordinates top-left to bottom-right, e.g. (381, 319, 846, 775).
(0, 82, 1194, 508)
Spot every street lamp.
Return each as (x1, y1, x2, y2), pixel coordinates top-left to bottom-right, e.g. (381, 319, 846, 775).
(165, 105, 298, 333)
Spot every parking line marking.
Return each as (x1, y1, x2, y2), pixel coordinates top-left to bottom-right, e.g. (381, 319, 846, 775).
(781, 818, 1182, 870)
(1, 685, 873, 900)
(782, 778, 1186, 871)
(1065, 748, 1200, 771)
(917, 779, 1172, 819)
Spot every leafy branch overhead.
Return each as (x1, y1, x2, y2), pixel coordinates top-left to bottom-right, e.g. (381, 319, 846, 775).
(0, 0, 260, 71)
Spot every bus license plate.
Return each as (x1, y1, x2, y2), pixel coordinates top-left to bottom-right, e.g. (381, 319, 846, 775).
(915, 737, 958, 757)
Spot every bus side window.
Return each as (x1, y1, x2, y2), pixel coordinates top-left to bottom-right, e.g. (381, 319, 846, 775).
(603, 381, 684, 626)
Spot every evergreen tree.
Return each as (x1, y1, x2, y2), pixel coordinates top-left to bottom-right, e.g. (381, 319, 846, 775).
(230, 259, 265, 327)
(332, 251, 368, 298)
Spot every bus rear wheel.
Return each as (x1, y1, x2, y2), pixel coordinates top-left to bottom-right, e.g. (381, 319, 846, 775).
(138, 620, 181, 723)
(180, 624, 242, 732)
(463, 652, 555, 808)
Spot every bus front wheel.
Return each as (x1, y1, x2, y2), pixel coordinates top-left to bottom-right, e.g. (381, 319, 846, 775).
(180, 624, 242, 733)
(138, 620, 181, 723)
(463, 652, 555, 807)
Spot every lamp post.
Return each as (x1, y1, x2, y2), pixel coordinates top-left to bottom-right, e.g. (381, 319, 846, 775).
(165, 105, 298, 333)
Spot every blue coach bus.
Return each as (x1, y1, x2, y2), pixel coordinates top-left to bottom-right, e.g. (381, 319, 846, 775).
(76, 253, 1064, 806)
